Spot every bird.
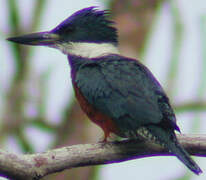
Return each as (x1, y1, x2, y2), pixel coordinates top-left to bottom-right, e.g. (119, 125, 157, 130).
(7, 6, 202, 175)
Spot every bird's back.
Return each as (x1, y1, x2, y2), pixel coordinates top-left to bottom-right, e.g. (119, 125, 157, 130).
(72, 54, 178, 136)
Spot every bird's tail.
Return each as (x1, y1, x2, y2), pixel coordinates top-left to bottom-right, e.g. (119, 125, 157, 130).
(146, 125, 202, 175)
(167, 139, 202, 175)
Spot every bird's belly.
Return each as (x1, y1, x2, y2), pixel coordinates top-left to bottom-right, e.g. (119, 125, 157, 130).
(73, 83, 119, 139)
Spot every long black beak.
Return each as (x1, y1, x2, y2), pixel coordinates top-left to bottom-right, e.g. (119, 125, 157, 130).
(7, 32, 60, 46)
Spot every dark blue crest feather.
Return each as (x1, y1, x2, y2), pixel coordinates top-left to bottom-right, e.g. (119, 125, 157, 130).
(52, 7, 118, 44)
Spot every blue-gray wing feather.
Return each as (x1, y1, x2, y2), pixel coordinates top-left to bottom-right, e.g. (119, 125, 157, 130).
(75, 55, 177, 133)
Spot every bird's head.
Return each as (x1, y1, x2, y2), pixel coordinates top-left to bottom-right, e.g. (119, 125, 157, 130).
(7, 7, 119, 58)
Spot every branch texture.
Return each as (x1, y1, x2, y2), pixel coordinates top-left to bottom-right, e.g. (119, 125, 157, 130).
(0, 134, 206, 180)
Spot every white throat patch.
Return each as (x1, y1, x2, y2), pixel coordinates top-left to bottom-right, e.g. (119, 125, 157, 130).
(55, 42, 119, 58)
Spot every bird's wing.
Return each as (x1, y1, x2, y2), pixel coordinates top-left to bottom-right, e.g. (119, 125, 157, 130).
(75, 56, 177, 133)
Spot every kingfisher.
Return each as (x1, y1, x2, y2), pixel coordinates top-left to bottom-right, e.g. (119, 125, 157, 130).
(7, 7, 202, 175)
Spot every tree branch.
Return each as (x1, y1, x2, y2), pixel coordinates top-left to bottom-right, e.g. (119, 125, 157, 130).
(0, 134, 206, 180)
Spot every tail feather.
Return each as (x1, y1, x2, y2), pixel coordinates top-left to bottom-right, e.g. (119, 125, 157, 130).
(168, 140, 202, 175)
(146, 125, 202, 175)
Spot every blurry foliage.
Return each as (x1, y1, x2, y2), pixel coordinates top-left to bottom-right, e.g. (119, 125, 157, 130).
(4, 0, 98, 180)
(1, 0, 206, 180)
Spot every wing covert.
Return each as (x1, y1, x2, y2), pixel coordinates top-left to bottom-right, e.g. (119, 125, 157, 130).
(74, 56, 175, 132)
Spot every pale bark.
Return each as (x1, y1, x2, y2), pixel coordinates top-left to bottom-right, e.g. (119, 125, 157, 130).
(0, 134, 205, 180)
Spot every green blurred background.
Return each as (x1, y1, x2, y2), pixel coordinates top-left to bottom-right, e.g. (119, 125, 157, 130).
(0, 0, 206, 180)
